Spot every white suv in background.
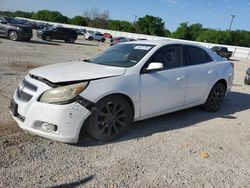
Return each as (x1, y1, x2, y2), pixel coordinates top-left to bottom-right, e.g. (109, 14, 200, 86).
(10, 41, 234, 143)
(84, 31, 106, 42)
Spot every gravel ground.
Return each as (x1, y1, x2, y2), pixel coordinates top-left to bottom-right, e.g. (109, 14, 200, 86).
(0, 33, 250, 188)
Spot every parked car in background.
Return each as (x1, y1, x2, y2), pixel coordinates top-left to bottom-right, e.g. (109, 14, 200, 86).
(10, 41, 234, 143)
(36, 22, 54, 30)
(110, 37, 135, 46)
(84, 31, 105, 42)
(0, 16, 33, 41)
(15, 18, 38, 30)
(244, 67, 250, 85)
(103, 32, 113, 39)
(211, 46, 233, 59)
(37, 26, 77, 43)
(78, 29, 86, 35)
(73, 28, 86, 35)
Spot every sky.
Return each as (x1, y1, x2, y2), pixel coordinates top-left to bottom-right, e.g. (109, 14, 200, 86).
(0, 0, 250, 31)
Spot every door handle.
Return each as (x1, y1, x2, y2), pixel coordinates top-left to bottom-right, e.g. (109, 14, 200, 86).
(208, 70, 214, 74)
(176, 76, 185, 81)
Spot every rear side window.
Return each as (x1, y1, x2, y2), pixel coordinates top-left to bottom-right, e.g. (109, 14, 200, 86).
(151, 45, 182, 69)
(185, 46, 212, 65)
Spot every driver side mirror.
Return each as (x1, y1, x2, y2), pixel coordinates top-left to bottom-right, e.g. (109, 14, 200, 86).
(143, 62, 164, 73)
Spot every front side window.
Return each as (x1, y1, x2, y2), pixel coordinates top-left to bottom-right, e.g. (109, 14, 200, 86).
(151, 45, 182, 69)
(185, 46, 212, 65)
(90, 43, 155, 68)
(4, 17, 19, 24)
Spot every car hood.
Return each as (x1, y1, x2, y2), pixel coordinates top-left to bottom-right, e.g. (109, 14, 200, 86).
(29, 61, 126, 83)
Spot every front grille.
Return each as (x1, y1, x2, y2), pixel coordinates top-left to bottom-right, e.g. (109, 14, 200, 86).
(17, 79, 38, 102)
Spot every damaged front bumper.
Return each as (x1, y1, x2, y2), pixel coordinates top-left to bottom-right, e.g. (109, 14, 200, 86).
(10, 75, 92, 143)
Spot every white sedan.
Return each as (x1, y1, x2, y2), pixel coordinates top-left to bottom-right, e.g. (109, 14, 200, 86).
(10, 41, 234, 143)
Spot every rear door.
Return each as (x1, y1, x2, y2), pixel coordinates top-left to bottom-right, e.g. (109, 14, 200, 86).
(140, 44, 188, 117)
(183, 45, 216, 104)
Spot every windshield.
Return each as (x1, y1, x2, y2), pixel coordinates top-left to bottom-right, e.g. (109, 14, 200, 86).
(90, 43, 155, 67)
(47, 26, 57, 31)
(4, 17, 19, 24)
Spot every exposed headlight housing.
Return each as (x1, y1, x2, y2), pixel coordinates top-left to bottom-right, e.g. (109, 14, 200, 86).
(39, 82, 89, 104)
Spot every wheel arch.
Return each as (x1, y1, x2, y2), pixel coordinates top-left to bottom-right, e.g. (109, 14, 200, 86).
(8, 29, 18, 36)
(96, 93, 135, 120)
(214, 78, 227, 91)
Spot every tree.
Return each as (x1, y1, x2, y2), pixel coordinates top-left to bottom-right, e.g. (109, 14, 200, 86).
(189, 23, 203, 41)
(171, 22, 190, 40)
(135, 15, 166, 36)
(32, 10, 68, 23)
(108, 20, 134, 32)
(83, 8, 110, 28)
(69, 16, 87, 26)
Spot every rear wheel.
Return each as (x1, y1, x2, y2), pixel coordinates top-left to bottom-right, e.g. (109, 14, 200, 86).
(101, 38, 105, 42)
(86, 96, 133, 141)
(201, 82, 226, 112)
(88, 36, 93, 41)
(9, 31, 19, 41)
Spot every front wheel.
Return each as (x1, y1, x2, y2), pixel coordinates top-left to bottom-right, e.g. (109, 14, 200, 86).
(69, 38, 75, 43)
(201, 82, 226, 112)
(44, 35, 51, 41)
(9, 31, 19, 41)
(86, 96, 133, 141)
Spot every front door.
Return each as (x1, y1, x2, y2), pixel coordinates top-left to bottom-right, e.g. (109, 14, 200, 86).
(140, 45, 187, 118)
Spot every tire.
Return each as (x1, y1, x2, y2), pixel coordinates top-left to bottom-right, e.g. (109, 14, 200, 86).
(69, 38, 75, 43)
(201, 82, 226, 112)
(86, 95, 133, 141)
(244, 77, 250, 85)
(101, 38, 105, 42)
(88, 36, 93, 41)
(44, 35, 51, 41)
(9, 31, 19, 41)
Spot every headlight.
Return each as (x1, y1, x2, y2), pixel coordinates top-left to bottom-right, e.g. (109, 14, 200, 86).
(39, 82, 89, 104)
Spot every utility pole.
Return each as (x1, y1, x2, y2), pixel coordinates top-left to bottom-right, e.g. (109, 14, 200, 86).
(134, 15, 138, 24)
(228, 14, 235, 31)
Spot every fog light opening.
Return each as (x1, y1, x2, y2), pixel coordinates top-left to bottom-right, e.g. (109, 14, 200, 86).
(41, 122, 58, 132)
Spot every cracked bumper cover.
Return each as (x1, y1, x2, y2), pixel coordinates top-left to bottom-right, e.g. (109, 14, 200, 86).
(11, 91, 92, 143)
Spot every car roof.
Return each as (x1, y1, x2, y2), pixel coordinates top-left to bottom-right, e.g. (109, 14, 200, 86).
(127, 40, 205, 47)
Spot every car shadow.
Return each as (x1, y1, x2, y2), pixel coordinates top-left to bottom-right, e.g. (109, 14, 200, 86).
(48, 175, 94, 188)
(25, 40, 61, 46)
(77, 91, 250, 147)
(229, 59, 239, 61)
(52, 40, 99, 46)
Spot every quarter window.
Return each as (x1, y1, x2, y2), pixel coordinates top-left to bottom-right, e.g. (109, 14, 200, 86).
(151, 45, 182, 69)
(185, 46, 212, 65)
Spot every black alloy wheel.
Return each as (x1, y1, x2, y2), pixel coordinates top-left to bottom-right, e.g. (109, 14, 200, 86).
(86, 96, 132, 141)
(202, 82, 226, 112)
